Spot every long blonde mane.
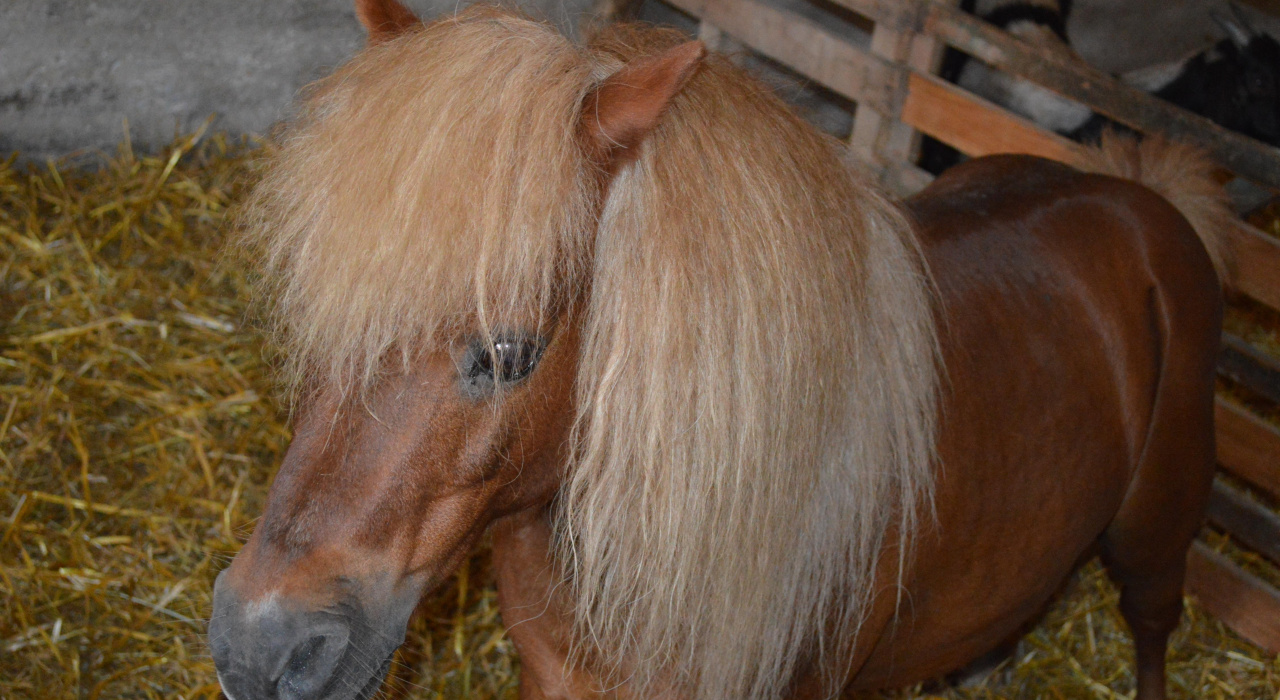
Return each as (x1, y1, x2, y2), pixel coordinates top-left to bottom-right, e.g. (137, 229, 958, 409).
(242, 9, 938, 699)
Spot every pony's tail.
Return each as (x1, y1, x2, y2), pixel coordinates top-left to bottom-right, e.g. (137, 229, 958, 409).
(1073, 130, 1237, 285)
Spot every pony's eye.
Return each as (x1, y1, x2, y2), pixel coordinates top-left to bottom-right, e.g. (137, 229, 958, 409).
(463, 337, 544, 389)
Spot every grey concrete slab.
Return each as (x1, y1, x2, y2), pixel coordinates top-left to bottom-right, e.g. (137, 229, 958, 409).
(0, 0, 596, 161)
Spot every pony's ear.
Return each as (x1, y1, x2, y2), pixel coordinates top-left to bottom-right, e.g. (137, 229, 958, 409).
(580, 41, 706, 165)
(355, 0, 422, 45)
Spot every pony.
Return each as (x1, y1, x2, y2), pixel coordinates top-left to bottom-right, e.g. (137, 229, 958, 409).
(209, 2, 1234, 699)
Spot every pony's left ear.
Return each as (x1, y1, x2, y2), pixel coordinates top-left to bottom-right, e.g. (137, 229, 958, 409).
(355, 0, 422, 45)
(580, 41, 706, 165)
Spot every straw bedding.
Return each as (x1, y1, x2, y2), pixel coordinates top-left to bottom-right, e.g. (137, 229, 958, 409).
(2, 132, 1278, 698)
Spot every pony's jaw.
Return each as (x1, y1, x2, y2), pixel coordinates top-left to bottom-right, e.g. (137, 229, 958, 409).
(209, 327, 581, 699)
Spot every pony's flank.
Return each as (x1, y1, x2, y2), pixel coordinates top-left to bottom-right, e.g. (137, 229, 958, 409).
(242, 10, 940, 699)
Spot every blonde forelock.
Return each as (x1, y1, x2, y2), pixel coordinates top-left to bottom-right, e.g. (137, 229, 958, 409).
(241, 7, 599, 394)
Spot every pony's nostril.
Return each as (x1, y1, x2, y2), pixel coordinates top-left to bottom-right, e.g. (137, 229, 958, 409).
(282, 634, 326, 678)
(276, 628, 349, 700)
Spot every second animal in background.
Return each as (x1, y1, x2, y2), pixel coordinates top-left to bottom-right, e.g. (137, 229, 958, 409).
(922, 0, 1280, 174)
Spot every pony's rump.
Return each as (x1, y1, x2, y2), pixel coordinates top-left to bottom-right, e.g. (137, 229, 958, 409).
(1073, 131, 1237, 283)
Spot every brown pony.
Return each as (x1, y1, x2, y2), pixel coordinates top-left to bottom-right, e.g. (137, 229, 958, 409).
(209, 3, 1234, 699)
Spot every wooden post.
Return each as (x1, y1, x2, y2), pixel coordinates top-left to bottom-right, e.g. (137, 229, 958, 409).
(698, 20, 724, 50)
(849, 0, 957, 191)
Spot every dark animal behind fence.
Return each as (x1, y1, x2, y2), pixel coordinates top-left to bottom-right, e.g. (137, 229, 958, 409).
(1071, 13, 1280, 146)
(921, 2, 1280, 175)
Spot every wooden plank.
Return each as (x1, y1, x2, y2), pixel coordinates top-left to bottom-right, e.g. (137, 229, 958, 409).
(1228, 223, 1280, 312)
(860, 1, 956, 174)
(825, 0, 917, 30)
(848, 18, 911, 168)
(848, 21, 903, 167)
(1207, 478, 1280, 567)
(666, 0, 903, 115)
(1216, 397, 1280, 502)
(1186, 541, 1280, 654)
(921, 1, 1280, 188)
(1220, 332, 1280, 405)
(901, 72, 1082, 162)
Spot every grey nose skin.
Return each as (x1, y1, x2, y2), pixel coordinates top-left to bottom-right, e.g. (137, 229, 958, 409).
(209, 572, 352, 700)
(210, 568, 421, 700)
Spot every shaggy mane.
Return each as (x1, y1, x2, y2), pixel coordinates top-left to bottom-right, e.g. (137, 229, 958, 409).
(243, 9, 939, 699)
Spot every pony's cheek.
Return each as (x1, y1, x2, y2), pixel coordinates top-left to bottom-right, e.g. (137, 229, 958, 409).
(402, 488, 494, 576)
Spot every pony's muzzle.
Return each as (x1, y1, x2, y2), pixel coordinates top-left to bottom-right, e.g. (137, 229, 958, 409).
(209, 571, 356, 700)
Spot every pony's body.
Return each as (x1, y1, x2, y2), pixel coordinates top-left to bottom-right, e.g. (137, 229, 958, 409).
(855, 156, 1220, 688)
(210, 6, 1230, 700)
(491, 155, 1223, 698)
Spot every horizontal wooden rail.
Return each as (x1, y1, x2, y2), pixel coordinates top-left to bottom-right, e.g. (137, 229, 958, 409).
(1207, 478, 1280, 567)
(901, 72, 1081, 162)
(1220, 333, 1280, 405)
(823, 0, 917, 31)
(665, 0, 902, 115)
(1216, 398, 1280, 501)
(1228, 224, 1280, 311)
(1186, 541, 1280, 654)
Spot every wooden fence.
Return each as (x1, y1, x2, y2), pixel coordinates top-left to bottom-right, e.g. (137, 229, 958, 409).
(659, 0, 1280, 654)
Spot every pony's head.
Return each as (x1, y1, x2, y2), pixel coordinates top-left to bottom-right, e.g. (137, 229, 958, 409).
(210, 5, 702, 698)
(211, 2, 937, 699)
